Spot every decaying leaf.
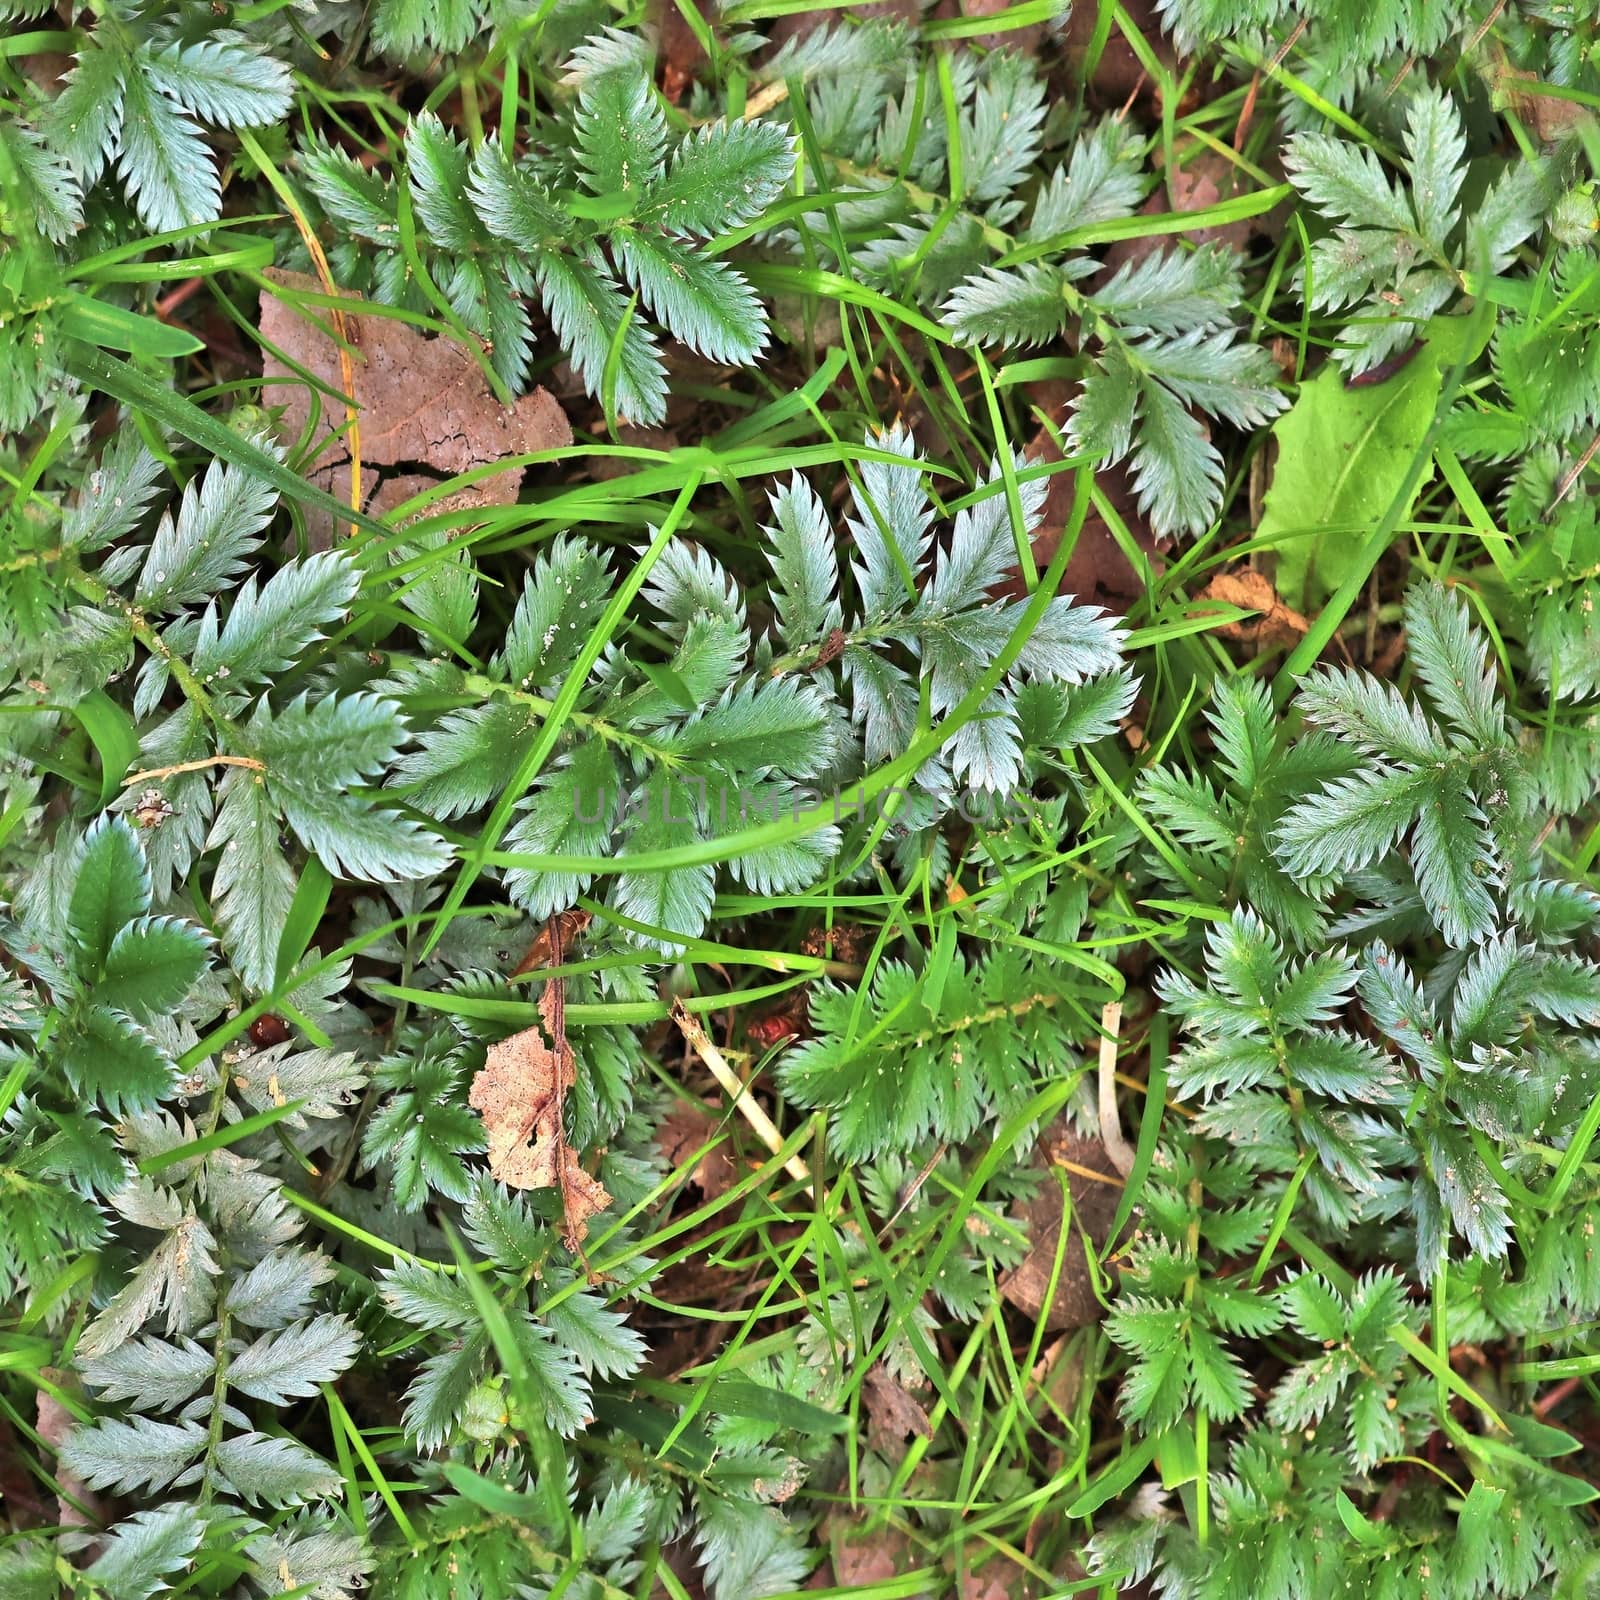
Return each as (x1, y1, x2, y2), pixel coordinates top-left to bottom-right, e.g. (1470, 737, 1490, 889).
(1494, 63, 1591, 142)
(863, 1363, 933, 1450)
(998, 387, 1165, 614)
(1100, 145, 1281, 280)
(825, 1514, 917, 1588)
(510, 908, 592, 978)
(998, 1127, 1121, 1332)
(38, 1373, 104, 1535)
(656, 1099, 737, 1199)
(468, 982, 611, 1248)
(258, 267, 572, 543)
(1200, 569, 1309, 654)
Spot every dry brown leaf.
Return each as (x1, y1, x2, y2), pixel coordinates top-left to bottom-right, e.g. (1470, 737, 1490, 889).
(656, 1099, 738, 1199)
(0, 1409, 47, 1531)
(960, 1563, 1027, 1600)
(1496, 64, 1591, 142)
(1100, 145, 1287, 281)
(511, 909, 592, 977)
(997, 387, 1165, 614)
(825, 1515, 919, 1589)
(468, 983, 610, 1248)
(931, 0, 1047, 54)
(1064, 0, 1175, 114)
(1200, 569, 1309, 654)
(38, 1373, 104, 1535)
(1032, 1335, 1085, 1421)
(863, 1363, 934, 1450)
(258, 268, 571, 543)
(998, 1128, 1122, 1332)
(587, 424, 680, 482)
(652, 0, 707, 103)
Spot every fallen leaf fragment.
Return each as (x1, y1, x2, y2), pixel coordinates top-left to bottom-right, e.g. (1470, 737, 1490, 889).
(999, 1127, 1122, 1332)
(1494, 64, 1591, 142)
(960, 1563, 1027, 1600)
(38, 1373, 104, 1535)
(1100, 145, 1284, 279)
(863, 1363, 934, 1450)
(651, 0, 706, 103)
(1064, 0, 1175, 113)
(825, 1514, 919, 1589)
(511, 908, 592, 978)
(1200, 569, 1310, 654)
(469, 983, 610, 1248)
(656, 1099, 737, 1199)
(258, 268, 571, 543)
(998, 385, 1165, 614)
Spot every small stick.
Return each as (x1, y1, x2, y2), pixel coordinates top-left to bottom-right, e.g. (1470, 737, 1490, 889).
(123, 755, 266, 785)
(1463, 0, 1508, 55)
(1057, 1158, 1125, 1190)
(1534, 1375, 1583, 1419)
(743, 81, 790, 120)
(1097, 1000, 1135, 1177)
(671, 999, 817, 1197)
(879, 1141, 948, 1236)
(1551, 427, 1600, 510)
(155, 277, 205, 320)
(1233, 73, 1261, 153)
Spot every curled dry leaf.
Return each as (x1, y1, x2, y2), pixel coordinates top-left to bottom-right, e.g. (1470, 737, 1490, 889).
(258, 267, 572, 543)
(510, 908, 592, 977)
(1199, 569, 1309, 655)
(468, 982, 611, 1249)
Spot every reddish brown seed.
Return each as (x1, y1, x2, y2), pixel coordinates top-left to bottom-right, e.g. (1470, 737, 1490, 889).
(248, 1014, 291, 1048)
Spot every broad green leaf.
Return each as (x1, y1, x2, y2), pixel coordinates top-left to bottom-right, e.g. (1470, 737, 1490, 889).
(72, 688, 141, 804)
(1258, 315, 1491, 611)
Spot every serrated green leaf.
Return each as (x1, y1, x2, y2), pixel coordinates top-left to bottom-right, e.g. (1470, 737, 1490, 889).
(504, 741, 620, 920)
(60, 1417, 207, 1496)
(68, 815, 152, 968)
(98, 916, 210, 1018)
(615, 231, 768, 364)
(228, 1315, 362, 1403)
(208, 764, 297, 994)
(141, 34, 293, 129)
(640, 118, 794, 237)
(213, 1432, 343, 1507)
(192, 550, 358, 687)
(117, 69, 219, 232)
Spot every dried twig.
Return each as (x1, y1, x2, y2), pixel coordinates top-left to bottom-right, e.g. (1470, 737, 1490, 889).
(123, 754, 265, 786)
(671, 1000, 818, 1198)
(1551, 427, 1600, 511)
(1097, 1000, 1135, 1177)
